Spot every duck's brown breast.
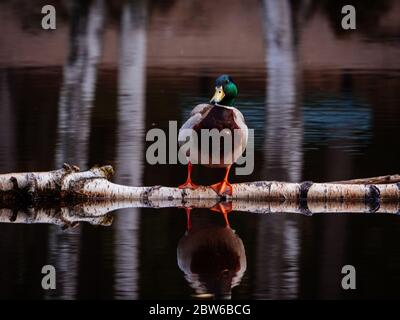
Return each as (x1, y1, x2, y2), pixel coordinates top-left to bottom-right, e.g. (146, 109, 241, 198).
(192, 107, 241, 167)
(193, 107, 239, 132)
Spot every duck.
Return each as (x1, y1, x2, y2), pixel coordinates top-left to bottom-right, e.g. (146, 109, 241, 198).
(178, 75, 248, 196)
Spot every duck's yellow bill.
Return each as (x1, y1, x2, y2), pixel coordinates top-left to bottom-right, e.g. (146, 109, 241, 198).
(210, 86, 225, 103)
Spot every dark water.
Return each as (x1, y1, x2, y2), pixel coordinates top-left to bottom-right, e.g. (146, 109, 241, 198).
(0, 0, 400, 299)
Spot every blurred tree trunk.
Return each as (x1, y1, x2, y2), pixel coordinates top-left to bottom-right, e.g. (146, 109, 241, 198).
(51, 0, 106, 300)
(55, 0, 106, 169)
(114, 0, 147, 300)
(259, 0, 301, 298)
(262, 0, 302, 183)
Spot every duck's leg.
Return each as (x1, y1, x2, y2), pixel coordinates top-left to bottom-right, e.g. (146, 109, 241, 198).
(178, 161, 199, 189)
(185, 207, 192, 231)
(210, 165, 233, 196)
(210, 202, 232, 228)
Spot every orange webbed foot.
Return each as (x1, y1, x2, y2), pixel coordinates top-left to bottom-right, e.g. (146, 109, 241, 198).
(210, 180, 233, 196)
(179, 162, 199, 190)
(178, 180, 199, 190)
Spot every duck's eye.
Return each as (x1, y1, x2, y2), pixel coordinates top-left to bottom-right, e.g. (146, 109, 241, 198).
(225, 79, 229, 84)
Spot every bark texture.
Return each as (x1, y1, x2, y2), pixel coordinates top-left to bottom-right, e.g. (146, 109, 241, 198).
(1, 164, 399, 203)
(1, 164, 399, 228)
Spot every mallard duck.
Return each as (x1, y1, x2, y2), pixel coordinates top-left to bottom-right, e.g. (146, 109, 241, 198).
(178, 75, 248, 196)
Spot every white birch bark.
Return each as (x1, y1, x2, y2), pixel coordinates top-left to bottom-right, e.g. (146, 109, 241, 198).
(1, 166, 399, 204)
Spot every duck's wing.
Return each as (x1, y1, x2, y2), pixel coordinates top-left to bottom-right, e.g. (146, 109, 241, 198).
(178, 104, 213, 144)
(231, 107, 248, 153)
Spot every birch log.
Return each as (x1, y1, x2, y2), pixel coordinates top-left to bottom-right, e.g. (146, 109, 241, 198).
(1, 165, 399, 208)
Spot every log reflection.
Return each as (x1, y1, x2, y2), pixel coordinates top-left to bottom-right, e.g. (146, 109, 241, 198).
(0, 198, 399, 229)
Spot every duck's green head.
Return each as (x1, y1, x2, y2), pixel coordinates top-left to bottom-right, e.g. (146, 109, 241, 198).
(210, 74, 238, 106)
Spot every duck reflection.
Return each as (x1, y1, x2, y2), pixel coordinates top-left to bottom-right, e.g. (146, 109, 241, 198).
(177, 205, 246, 299)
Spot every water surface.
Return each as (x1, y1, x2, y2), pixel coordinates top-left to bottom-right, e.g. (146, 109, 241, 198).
(0, 0, 400, 299)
